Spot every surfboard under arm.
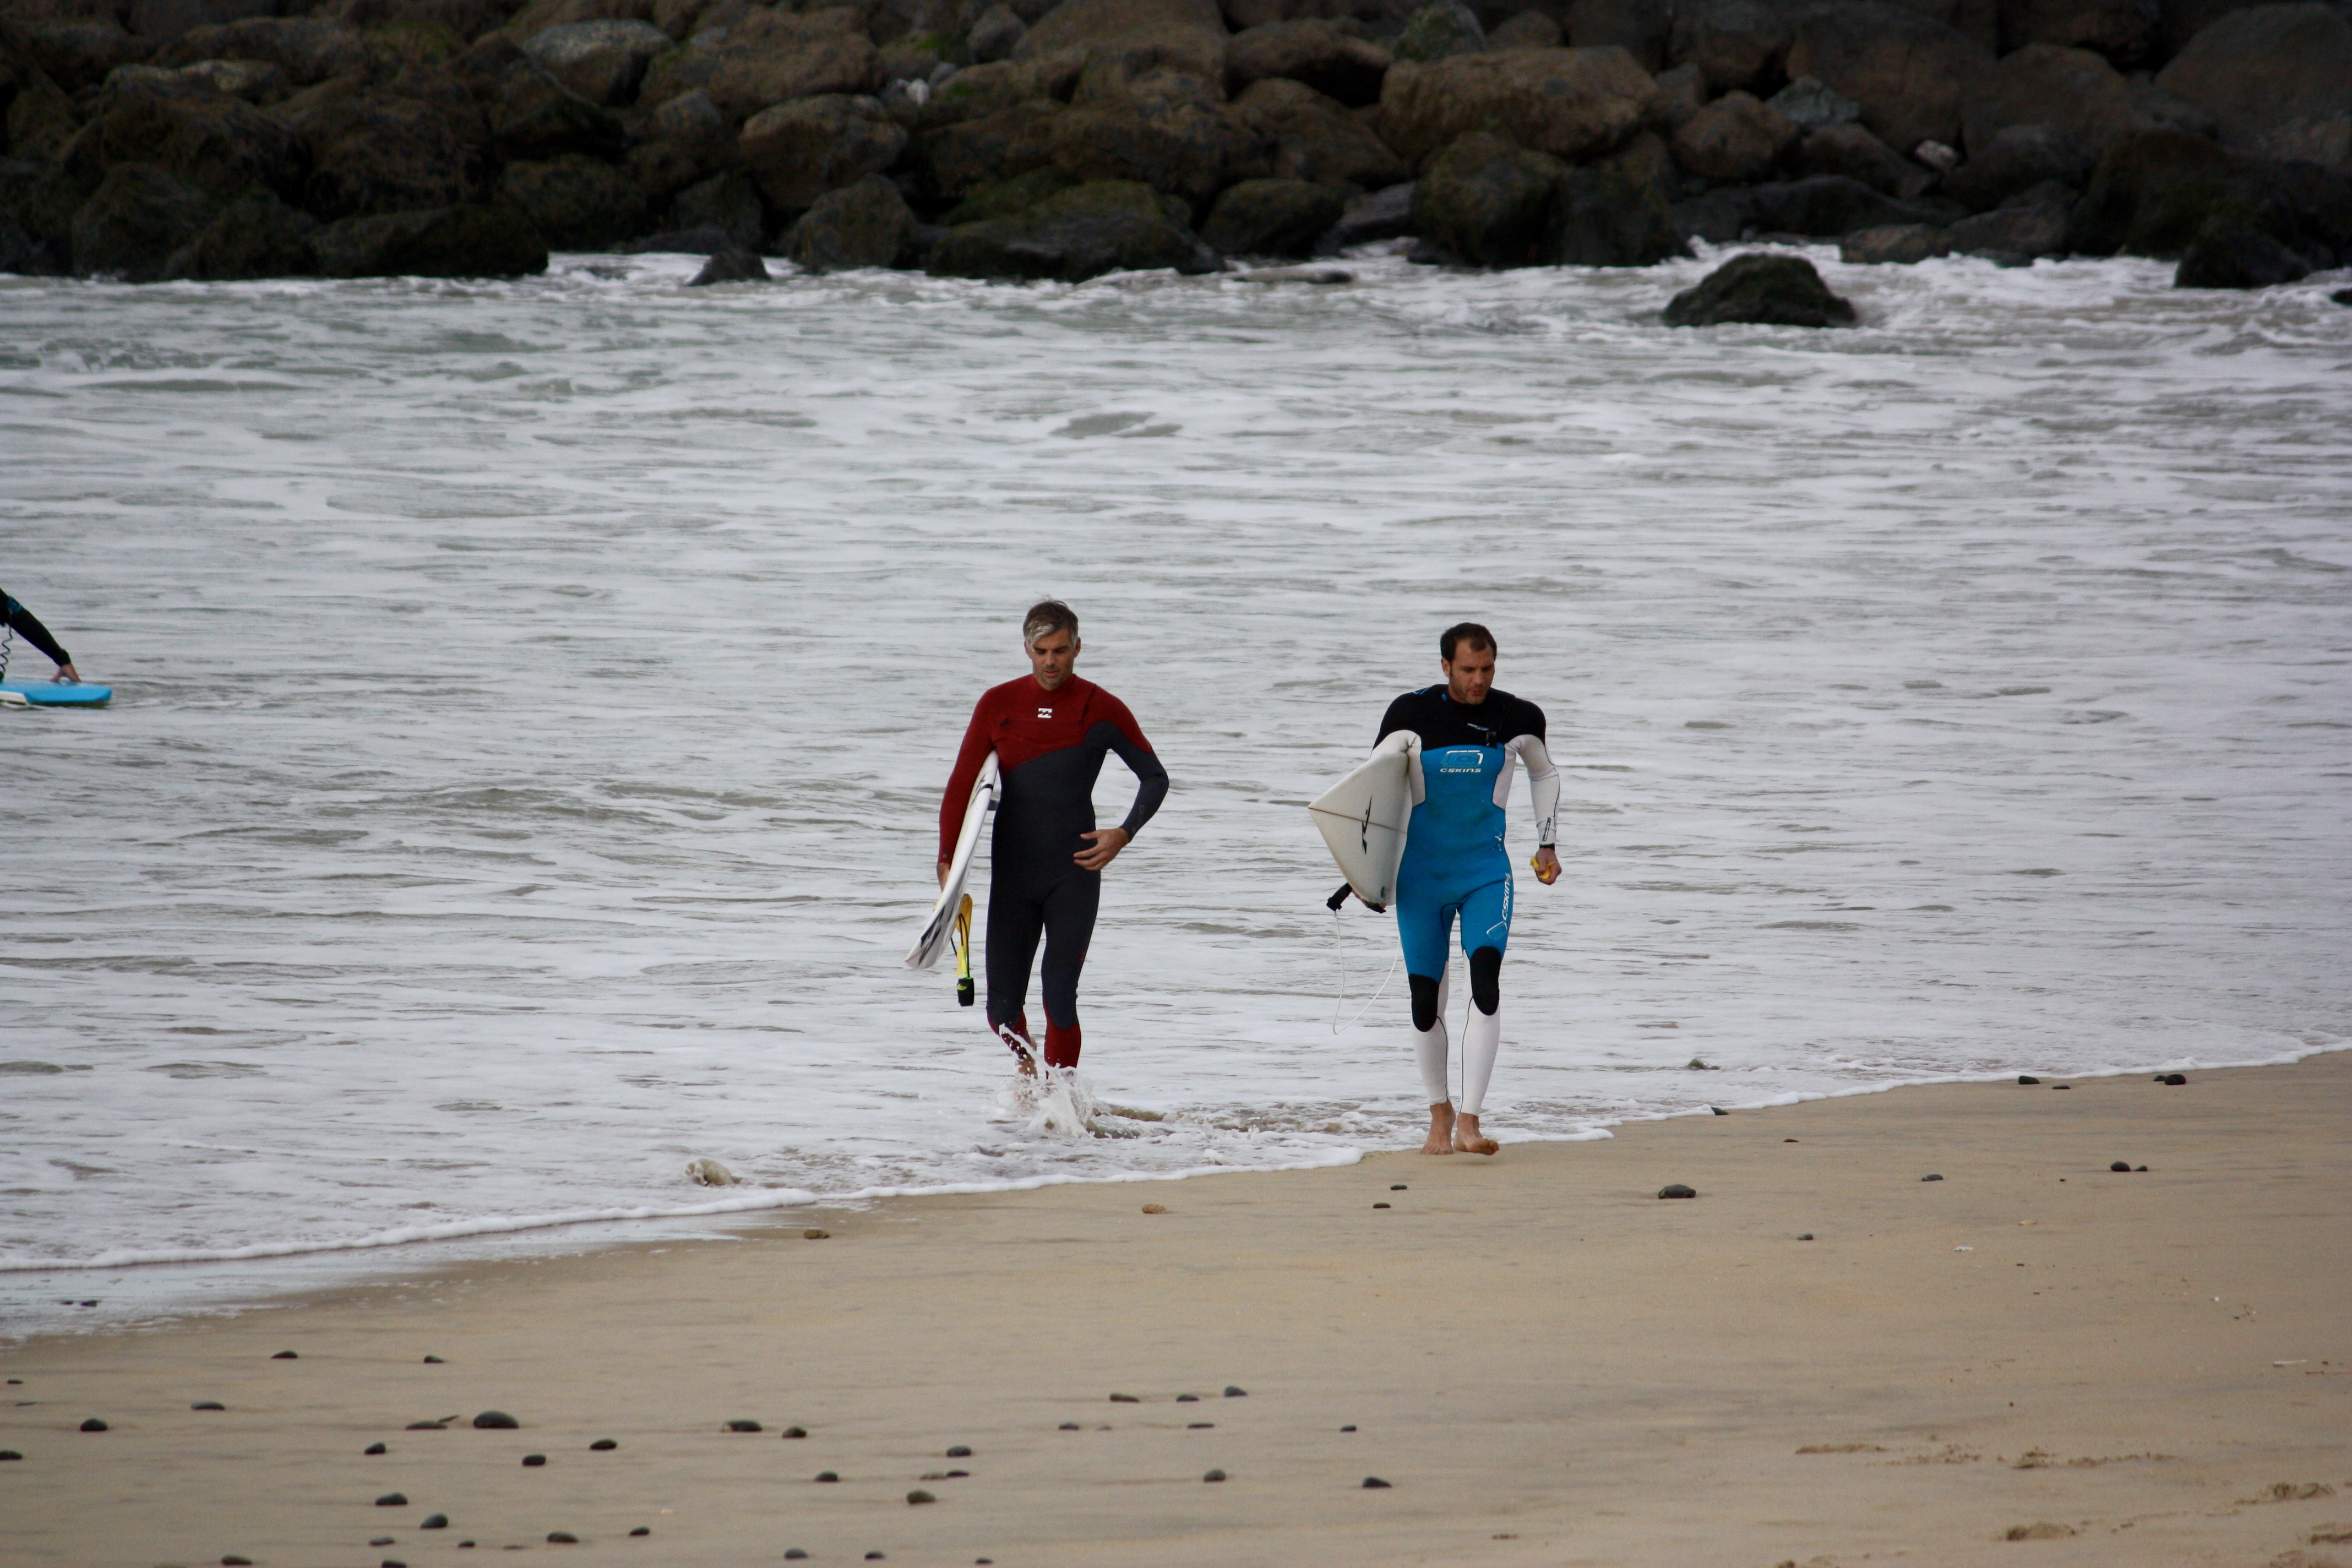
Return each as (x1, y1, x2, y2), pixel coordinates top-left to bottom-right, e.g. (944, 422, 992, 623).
(1307, 733, 1417, 910)
(906, 752, 998, 971)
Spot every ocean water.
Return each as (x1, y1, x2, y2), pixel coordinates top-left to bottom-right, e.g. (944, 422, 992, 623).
(3, 246, 2347, 1340)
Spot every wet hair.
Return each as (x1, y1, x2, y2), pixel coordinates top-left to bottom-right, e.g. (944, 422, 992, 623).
(1023, 600, 1079, 648)
(1440, 622, 1495, 662)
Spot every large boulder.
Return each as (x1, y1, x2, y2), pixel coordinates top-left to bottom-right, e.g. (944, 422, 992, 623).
(912, 97, 1066, 201)
(1199, 172, 1342, 251)
(1377, 45, 1656, 165)
(486, 59, 628, 160)
(1942, 190, 2068, 257)
(1668, 0, 1790, 94)
(1564, 0, 1673, 72)
(1746, 173, 1948, 233)
(523, 18, 674, 105)
(1784, 2, 1992, 155)
(1411, 128, 1561, 263)
(1995, 0, 2158, 66)
(1225, 19, 1391, 105)
(632, 85, 734, 168)
(160, 187, 315, 277)
(969, 4, 1031, 62)
(1958, 42, 2134, 159)
(1549, 157, 1684, 263)
(1669, 89, 1796, 181)
(1016, 0, 1232, 89)
(151, 18, 375, 86)
(1314, 178, 1415, 249)
(1046, 73, 1262, 207)
(1231, 76, 1411, 188)
(175, 59, 293, 105)
(309, 199, 549, 275)
(2067, 126, 2351, 260)
(1488, 10, 1564, 49)
(737, 93, 906, 210)
(1839, 220, 1951, 260)
(3, 59, 84, 165)
(1799, 122, 1932, 197)
(276, 78, 493, 219)
(15, 19, 153, 95)
(666, 167, 765, 244)
(1662, 251, 1855, 325)
(783, 171, 919, 266)
(61, 74, 303, 202)
(639, 8, 881, 121)
(69, 160, 214, 277)
(2153, 3, 2352, 170)
(917, 50, 1087, 126)
(2173, 212, 2310, 285)
(941, 165, 1080, 223)
(1941, 121, 2091, 209)
(689, 243, 768, 280)
(1393, 1, 1486, 63)
(1766, 74, 1861, 133)
(127, 0, 278, 42)
(927, 176, 1221, 278)
(0, 157, 84, 274)
(500, 151, 647, 244)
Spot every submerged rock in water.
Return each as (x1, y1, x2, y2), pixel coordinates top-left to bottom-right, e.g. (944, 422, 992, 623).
(784, 177, 919, 273)
(928, 179, 1220, 282)
(1663, 253, 1855, 327)
(689, 247, 770, 285)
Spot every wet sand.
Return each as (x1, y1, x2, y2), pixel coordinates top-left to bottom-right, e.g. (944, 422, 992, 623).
(4, 1052, 2346, 1568)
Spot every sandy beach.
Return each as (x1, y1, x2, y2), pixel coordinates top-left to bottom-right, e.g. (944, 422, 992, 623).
(4, 1052, 2345, 1568)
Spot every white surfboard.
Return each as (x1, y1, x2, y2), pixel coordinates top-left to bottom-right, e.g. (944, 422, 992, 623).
(1309, 734, 1419, 909)
(906, 752, 999, 970)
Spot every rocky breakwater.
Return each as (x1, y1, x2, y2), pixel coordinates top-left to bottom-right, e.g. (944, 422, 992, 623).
(0, 0, 2345, 290)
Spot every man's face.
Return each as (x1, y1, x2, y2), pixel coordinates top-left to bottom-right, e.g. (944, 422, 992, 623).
(1443, 642, 1495, 705)
(1028, 628, 1079, 691)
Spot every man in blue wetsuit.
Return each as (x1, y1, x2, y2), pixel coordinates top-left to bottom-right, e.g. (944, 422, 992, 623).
(1373, 623, 1560, 1156)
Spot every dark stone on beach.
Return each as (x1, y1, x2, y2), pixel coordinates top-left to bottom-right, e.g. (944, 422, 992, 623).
(2019, 1075, 2040, 1084)
(786, 1553, 808, 1561)
(591, 1439, 618, 1450)
(192, 1401, 225, 1410)
(1110, 1393, 1140, 1403)
(547, 1532, 578, 1543)
(629, 1527, 650, 1536)
(1711, 1107, 1730, 1116)
(423, 1355, 444, 1363)
(474, 1411, 519, 1429)
(1059, 1422, 1082, 1429)
(383, 1559, 407, 1567)
(2162, 1073, 2187, 1085)
(1362, 1475, 1392, 1488)
(1341, 1424, 1356, 1431)
(2135, 1165, 2147, 1171)
(946, 1468, 968, 1477)
(371, 1538, 394, 1547)
(1188, 1421, 1213, 1428)
(2110, 1160, 2131, 1171)
(365, 1441, 388, 1453)
(1687, 1058, 1714, 1069)
(0, 1450, 20, 1460)
(1374, 1201, 1391, 1208)
(946, 1445, 972, 1456)
(725, 1419, 762, 1432)
(816, 1471, 840, 1482)
(1664, 254, 1855, 328)
(1922, 1173, 1943, 1181)
(866, 1555, 885, 1561)
(2054, 1084, 2070, 1089)
(523, 1453, 547, 1466)
(1658, 1183, 1697, 1199)
(1798, 1232, 1815, 1240)
(222, 1557, 251, 1565)
(1204, 1467, 1227, 1481)
(1177, 1394, 1199, 1402)
(79, 1418, 108, 1431)
(271, 1349, 297, 1360)
(1390, 1184, 1407, 1191)
(783, 1426, 808, 1438)
(377, 1493, 409, 1506)
(422, 1515, 449, 1529)
(690, 247, 770, 284)
(405, 1421, 444, 1430)
(1224, 1386, 1248, 1396)
(908, 1489, 937, 1504)
(458, 1542, 474, 1549)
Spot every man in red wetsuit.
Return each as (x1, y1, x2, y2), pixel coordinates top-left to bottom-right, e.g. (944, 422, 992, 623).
(939, 601, 1168, 1074)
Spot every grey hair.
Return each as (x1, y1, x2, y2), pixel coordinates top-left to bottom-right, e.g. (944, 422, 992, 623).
(1022, 599, 1079, 647)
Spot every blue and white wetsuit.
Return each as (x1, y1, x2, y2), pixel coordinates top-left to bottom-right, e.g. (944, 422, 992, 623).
(1375, 685, 1560, 1113)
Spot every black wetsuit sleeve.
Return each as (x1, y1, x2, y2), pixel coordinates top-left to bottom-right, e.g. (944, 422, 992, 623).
(1375, 692, 1417, 746)
(1110, 728, 1168, 839)
(2, 595, 70, 667)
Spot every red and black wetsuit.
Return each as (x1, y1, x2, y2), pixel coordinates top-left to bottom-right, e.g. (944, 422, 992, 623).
(940, 674, 1168, 1069)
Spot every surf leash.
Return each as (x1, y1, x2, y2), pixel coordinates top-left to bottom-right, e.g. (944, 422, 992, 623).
(953, 893, 975, 1006)
(1328, 895, 1399, 1034)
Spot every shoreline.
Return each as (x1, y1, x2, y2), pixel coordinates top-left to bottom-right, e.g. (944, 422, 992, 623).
(4, 1052, 2346, 1567)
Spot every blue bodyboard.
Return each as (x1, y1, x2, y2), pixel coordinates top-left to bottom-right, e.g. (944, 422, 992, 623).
(0, 680, 112, 706)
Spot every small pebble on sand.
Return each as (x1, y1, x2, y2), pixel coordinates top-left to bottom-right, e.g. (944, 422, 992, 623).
(1109, 1393, 1139, 1403)
(1921, 1174, 1943, 1182)
(547, 1531, 578, 1543)
(908, 1489, 937, 1505)
(1203, 1468, 1226, 1482)
(591, 1439, 617, 1450)
(1362, 1476, 1391, 1488)
(1340, 1425, 1356, 1432)
(473, 1411, 519, 1429)
(522, 1454, 547, 1466)
(1798, 1233, 1815, 1241)
(422, 1514, 449, 1529)
(1188, 1422, 1213, 1429)
(1177, 1394, 1198, 1402)
(1658, 1184, 1696, 1199)
(1224, 1386, 1246, 1397)
(1373, 1201, 1391, 1208)
(222, 1557, 252, 1565)
(192, 1401, 225, 1411)
(1141, 1203, 1167, 1214)
(2110, 1160, 2131, 1172)
(2053, 1084, 2071, 1090)
(816, 1471, 840, 1483)
(2018, 1075, 2039, 1084)
(803, 1229, 830, 1240)
(406, 1421, 444, 1430)
(725, 1419, 762, 1433)
(78, 1418, 107, 1431)
(1059, 1422, 1081, 1430)
(1710, 1107, 1729, 1116)
(946, 1445, 972, 1456)
(1390, 1184, 1406, 1191)
(383, 1559, 407, 1567)
(0, 1451, 21, 1461)
(866, 1554, 885, 1561)
(365, 1442, 388, 1455)
(2161, 1074, 2187, 1086)
(785, 1551, 808, 1560)
(629, 1526, 649, 1536)
(371, 1537, 395, 1546)
(377, 1493, 408, 1507)
(423, 1355, 444, 1364)
(782, 1426, 808, 1438)
(271, 1351, 297, 1360)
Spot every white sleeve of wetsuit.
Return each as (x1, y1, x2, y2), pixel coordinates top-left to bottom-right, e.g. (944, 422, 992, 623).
(1506, 734, 1560, 846)
(1370, 727, 1425, 805)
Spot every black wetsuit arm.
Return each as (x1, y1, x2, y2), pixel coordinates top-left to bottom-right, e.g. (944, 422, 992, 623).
(2, 595, 70, 667)
(1109, 728, 1168, 839)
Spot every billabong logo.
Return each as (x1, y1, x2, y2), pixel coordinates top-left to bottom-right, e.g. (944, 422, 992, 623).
(1036, 707, 1053, 718)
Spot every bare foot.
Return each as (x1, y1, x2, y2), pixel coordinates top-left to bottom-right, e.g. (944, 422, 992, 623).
(1421, 1102, 1456, 1155)
(1452, 1112, 1499, 1156)
(996, 1023, 1039, 1076)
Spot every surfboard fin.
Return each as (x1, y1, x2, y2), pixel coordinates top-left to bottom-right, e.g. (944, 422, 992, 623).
(1328, 881, 1384, 913)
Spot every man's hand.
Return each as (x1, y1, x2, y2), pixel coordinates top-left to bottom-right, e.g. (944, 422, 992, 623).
(1532, 846, 1561, 886)
(938, 857, 952, 889)
(53, 662, 78, 684)
(1074, 826, 1130, 872)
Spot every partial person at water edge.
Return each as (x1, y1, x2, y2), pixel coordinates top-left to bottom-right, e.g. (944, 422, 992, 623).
(938, 600, 1168, 1075)
(1, 584, 80, 683)
(1363, 623, 1561, 1156)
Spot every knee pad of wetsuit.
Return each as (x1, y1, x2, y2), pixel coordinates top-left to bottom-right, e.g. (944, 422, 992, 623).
(1469, 946, 1501, 1016)
(1409, 972, 1442, 1033)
